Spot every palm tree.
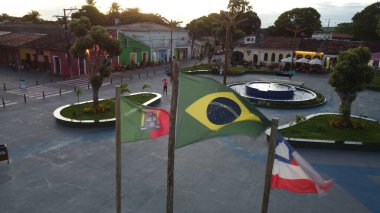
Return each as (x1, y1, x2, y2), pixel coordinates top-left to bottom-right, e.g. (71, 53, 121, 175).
(23, 10, 41, 23)
(109, 2, 121, 14)
(120, 83, 131, 94)
(141, 84, 152, 95)
(162, 18, 183, 63)
(86, 0, 96, 6)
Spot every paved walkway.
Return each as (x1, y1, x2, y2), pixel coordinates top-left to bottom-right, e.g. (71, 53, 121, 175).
(0, 62, 379, 213)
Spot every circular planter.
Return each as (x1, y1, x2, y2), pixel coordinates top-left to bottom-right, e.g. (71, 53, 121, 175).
(53, 92, 162, 128)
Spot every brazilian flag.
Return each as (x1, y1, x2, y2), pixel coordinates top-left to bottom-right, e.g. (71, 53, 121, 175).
(175, 73, 270, 148)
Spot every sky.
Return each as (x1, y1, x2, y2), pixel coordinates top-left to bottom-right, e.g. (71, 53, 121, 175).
(0, 0, 378, 27)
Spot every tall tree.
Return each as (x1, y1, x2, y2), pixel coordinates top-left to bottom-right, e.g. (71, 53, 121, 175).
(334, 22, 354, 35)
(109, 2, 121, 14)
(220, 0, 252, 84)
(237, 10, 261, 35)
(274, 7, 321, 37)
(227, 0, 252, 14)
(351, 2, 380, 41)
(86, 0, 96, 6)
(186, 17, 210, 58)
(23, 10, 42, 23)
(70, 17, 121, 110)
(107, 2, 122, 25)
(162, 18, 182, 63)
(72, 5, 105, 26)
(329, 46, 374, 127)
(118, 8, 166, 25)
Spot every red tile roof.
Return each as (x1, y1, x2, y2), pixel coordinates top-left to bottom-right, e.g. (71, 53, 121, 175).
(299, 39, 363, 55)
(0, 32, 45, 47)
(256, 37, 302, 50)
(23, 30, 67, 51)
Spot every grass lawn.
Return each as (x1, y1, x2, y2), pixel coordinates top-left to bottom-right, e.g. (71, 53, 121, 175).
(368, 72, 380, 89)
(60, 93, 156, 121)
(182, 63, 211, 72)
(279, 114, 380, 144)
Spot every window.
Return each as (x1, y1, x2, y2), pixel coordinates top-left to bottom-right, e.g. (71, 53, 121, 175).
(271, 53, 275, 62)
(278, 54, 283, 62)
(264, 53, 268, 61)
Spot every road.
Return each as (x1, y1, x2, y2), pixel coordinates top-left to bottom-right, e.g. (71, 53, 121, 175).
(0, 62, 379, 213)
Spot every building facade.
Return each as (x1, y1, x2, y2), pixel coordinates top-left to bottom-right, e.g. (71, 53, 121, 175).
(108, 22, 191, 63)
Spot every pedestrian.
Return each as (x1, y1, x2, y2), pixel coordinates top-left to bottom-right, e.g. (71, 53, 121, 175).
(162, 78, 168, 95)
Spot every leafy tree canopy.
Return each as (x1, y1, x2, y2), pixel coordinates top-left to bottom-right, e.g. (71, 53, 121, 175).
(22, 10, 42, 23)
(328, 46, 374, 127)
(70, 17, 121, 110)
(72, 5, 105, 26)
(351, 2, 380, 41)
(334, 22, 354, 35)
(118, 8, 166, 25)
(274, 7, 321, 37)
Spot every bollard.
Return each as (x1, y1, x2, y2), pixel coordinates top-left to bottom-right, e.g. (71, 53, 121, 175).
(50, 76, 53, 83)
(154, 70, 156, 76)
(3, 83, 6, 91)
(2, 97, 5, 107)
(146, 72, 148, 77)
(43, 91, 45, 99)
(36, 79, 39, 86)
(139, 73, 140, 79)
(111, 78, 113, 84)
(130, 74, 132, 80)
(120, 76, 122, 83)
(23, 94, 26, 103)
(59, 88, 61, 95)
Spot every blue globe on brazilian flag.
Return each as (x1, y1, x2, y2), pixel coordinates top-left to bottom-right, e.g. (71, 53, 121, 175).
(176, 73, 270, 148)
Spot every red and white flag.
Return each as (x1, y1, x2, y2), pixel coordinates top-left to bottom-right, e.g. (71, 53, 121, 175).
(271, 133, 334, 193)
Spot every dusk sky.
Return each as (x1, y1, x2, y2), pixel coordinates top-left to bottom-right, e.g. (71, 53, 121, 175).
(0, 0, 377, 27)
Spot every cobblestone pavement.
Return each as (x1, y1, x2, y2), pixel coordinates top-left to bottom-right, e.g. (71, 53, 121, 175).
(0, 62, 379, 213)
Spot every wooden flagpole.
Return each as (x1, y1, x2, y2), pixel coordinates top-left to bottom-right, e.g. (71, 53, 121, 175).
(115, 86, 122, 213)
(261, 118, 279, 213)
(167, 59, 179, 213)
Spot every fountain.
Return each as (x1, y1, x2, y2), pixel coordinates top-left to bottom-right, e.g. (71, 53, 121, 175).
(229, 81, 317, 103)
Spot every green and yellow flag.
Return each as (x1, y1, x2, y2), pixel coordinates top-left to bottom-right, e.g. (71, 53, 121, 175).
(175, 73, 270, 148)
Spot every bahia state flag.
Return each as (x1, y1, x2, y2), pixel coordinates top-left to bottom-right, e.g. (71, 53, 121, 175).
(120, 97, 170, 142)
(271, 133, 334, 193)
(175, 73, 270, 148)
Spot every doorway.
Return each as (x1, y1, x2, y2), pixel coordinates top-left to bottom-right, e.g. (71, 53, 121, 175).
(53, 56, 61, 75)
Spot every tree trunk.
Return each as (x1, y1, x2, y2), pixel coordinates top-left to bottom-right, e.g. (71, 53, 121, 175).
(92, 85, 100, 110)
(338, 92, 356, 127)
(223, 26, 230, 85)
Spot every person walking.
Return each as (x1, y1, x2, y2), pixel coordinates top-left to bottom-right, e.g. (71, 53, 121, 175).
(162, 78, 168, 95)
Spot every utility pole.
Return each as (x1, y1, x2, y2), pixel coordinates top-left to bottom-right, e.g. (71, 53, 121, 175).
(55, 8, 78, 79)
(285, 26, 307, 70)
(222, 11, 247, 85)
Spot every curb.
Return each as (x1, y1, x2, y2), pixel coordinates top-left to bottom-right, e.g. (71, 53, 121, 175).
(53, 92, 162, 128)
(265, 113, 380, 151)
